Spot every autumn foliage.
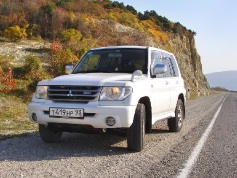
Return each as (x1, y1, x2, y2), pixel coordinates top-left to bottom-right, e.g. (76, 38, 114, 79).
(0, 0, 195, 46)
(5, 25, 28, 42)
(0, 67, 16, 93)
(0, 0, 197, 94)
(50, 40, 78, 77)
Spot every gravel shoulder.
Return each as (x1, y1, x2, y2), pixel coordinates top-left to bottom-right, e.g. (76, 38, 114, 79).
(0, 93, 228, 177)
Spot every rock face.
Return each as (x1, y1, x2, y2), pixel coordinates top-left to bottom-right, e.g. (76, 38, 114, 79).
(112, 22, 210, 94)
(165, 34, 209, 93)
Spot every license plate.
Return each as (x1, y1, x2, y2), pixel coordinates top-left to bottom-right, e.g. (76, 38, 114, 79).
(49, 108, 84, 119)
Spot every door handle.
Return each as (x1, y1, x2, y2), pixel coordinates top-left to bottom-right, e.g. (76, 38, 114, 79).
(165, 81, 169, 85)
(176, 81, 179, 84)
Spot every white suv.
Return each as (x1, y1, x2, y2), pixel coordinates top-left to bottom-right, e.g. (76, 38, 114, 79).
(28, 46, 186, 152)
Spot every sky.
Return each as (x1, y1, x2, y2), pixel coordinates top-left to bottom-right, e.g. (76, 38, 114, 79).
(117, 0, 237, 74)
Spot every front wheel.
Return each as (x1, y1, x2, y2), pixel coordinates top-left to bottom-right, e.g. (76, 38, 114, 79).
(39, 124, 62, 143)
(168, 99, 184, 132)
(127, 103, 146, 152)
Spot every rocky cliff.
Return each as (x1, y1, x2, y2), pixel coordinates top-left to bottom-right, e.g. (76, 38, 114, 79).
(167, 34, 209, 93)
(112, 23, 209, 94)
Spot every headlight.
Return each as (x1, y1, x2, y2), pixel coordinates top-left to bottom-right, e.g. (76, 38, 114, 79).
(35, 86, 48, 99)
(100, 86, 132, 101)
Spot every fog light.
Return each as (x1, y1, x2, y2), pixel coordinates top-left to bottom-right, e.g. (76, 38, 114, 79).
(32, 113, 37, 121)
(106, 117, 116, 126)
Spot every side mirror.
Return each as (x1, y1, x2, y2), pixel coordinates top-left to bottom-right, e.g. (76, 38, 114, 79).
(153, 64, 167, 75)
(131, 70, 143, 82)
(65, 65, 74, 75)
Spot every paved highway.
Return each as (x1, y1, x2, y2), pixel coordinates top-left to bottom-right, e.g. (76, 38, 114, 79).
(0, 92, 236, 177)
(187, 92, 237, 177)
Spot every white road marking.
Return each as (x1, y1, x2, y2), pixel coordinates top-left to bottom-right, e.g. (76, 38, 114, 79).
(177, 94, 228, 178)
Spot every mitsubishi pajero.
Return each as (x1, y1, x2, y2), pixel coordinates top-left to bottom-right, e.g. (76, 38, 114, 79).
(28, 46, 186, 152)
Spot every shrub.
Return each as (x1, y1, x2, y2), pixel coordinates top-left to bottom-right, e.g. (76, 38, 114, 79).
(27, 69, 50, 92)
(24, 56, 50, 91)
(24, 55, 42, 72)
(50, 48, 78, 77)
(50, 41, 78, 77)
(12, 56, 50, 92)
(60, 28, 82, 44)
(0, 67, 16, 93)
(13, 56, 41, 79)
(27, 24, 41, 39)
(0, 55, 13, 70)
(5, 25, 27, 42)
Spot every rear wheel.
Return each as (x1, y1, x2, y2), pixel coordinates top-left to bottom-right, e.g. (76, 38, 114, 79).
(168, 99, 184, 132)
(39, 124, 62, 143)
(127, 103, 146, 152)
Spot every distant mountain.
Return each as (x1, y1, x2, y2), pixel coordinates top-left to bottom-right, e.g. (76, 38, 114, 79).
(205, 71, 237, 91)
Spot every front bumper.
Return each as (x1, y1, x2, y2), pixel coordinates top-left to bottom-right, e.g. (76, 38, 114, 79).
(28, 101, 136, 128)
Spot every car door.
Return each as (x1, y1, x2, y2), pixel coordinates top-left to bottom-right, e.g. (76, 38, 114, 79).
(162, 56, 178, 112)
(151, 51, 171, 116)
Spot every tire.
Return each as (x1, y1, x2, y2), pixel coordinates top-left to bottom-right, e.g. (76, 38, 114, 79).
(168, 99, 184, 132)
(39, 124, 62, 143)
(127, 103, 146, 152)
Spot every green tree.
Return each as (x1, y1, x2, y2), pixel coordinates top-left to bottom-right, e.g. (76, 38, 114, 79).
(27, 24, 41, 39)
(13, 56, 50, 91)
(5, 25, 27, 42)
(126, 5, 137, 14)
(24, 56, 50, 92)
(60, 28, 82, 45)
(60, 29, 83, 53)
(25, 56, 42, 72)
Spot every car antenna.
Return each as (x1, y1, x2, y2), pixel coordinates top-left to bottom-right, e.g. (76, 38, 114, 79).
(91, 34, 104, 48)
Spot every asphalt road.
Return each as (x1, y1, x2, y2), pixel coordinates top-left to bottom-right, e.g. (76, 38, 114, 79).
(189, 92, 237, 178)
(0, 92, 236, 178)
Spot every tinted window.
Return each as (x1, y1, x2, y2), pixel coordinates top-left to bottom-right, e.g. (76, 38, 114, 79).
(73, 48, 148, 74)
(151, 51, 177, 78)
(163, 57, 176, 77)
(151, 51, 162, 66)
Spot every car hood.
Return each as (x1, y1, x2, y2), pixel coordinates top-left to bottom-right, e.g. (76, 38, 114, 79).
(41, 73, 134, 86)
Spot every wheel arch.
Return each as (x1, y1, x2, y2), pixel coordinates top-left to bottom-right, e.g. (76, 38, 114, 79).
(178, 93, 185, 118)
(138, 96, 152, 133)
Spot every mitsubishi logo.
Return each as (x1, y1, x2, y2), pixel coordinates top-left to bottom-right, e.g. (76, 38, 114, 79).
(67, 90, 73, 97)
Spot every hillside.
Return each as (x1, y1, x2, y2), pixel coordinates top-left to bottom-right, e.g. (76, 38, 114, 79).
(206, 71, 237, 91)
(0, 0, 209, 94)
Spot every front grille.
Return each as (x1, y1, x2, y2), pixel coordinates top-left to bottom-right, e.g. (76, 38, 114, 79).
(48, 85, 102, 102)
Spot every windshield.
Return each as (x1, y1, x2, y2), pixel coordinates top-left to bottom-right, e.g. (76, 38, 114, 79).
(72, 48, 147, 74)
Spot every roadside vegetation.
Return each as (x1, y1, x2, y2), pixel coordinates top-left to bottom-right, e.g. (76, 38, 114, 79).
(0, 93, 37, 140)
(0, 0, 198, 139)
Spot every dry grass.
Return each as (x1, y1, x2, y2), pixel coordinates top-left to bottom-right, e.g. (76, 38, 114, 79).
(0, 93, 37, 140)
(0, 39, 50, 140)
